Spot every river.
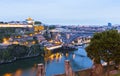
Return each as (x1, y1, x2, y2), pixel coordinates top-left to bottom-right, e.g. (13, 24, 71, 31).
(0, 45, 93, 76)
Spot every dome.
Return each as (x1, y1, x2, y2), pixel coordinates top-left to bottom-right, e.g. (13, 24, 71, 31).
(26, 17, 33, 21)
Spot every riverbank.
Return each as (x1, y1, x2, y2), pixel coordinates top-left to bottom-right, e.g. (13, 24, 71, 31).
(0, 54, 41, 65)
(0, 44, 45, 65)
(0, 56, 44, 76)
(0, 45, 77, 65)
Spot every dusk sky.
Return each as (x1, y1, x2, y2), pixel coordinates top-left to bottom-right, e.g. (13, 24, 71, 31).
(0, 0, 120, 25)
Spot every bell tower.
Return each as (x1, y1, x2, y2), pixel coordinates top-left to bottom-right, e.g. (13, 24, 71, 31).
(26, 17, 34, 25)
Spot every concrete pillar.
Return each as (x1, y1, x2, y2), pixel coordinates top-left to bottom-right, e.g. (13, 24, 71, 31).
(36, 64, 45, 76)
(65, 60, 75, 76)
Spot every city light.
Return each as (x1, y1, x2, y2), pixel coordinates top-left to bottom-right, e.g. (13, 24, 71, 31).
(17, 36, 21, 38)
(3, 38, 9, 44)
(29, 34, 33, 36)
(13, 41, 19, 44)
(32, 41, 36, 44)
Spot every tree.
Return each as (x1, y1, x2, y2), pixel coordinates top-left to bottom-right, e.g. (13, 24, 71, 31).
(2, 49, 11, 61)
(7, 44, 29, 58)
(29, 44, 45, 56)
(0, 27, 21, 43)
(34, 21, 42, 25)
(0, 48, 13, 61)
(49, 25, 56, 29)
(85, 30, 120, 76)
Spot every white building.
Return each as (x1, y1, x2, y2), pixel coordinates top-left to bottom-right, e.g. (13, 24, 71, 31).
(0, 24, 33, 28)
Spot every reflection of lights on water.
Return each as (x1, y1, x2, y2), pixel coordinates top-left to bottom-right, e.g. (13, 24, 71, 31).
(72, 54, 76, 59)
(14, 69, 22, 76)
(59, 54, 62, 60)
(3, 73, 12, 76)
(34, 64, 37, 68)
(31, 64, 37, 72)
(30, 66, 36, 76)
(48, 53, 62, 62)
(66, 53, 69, 57)
(31, 67, 36, 71)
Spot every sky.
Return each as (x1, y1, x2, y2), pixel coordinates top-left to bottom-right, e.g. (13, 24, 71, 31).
(0, 0, 120, 25)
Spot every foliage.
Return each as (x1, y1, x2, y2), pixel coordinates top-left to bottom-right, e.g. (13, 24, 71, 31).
(0, 27, 24, 43)
(29, 44, 44, 56)
(0, 44, 45, 63)
(7, 44, 29, 58)
(86, 30, 120, 64)
(34, 21, 42, 25)
(49, 25, 56, 29)
(85, 30, 120, 76)
(0, 49, 12, 61)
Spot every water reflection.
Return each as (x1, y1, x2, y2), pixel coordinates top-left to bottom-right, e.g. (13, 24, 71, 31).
(46, 53, 62, 62)
(3, 73, 12, 76)
(0, 56, 44, 76)
(72, 54, 76, 59)
(14, 69, 22, 76)
(0, 47, 93, 76)
(45, 47, 93, 76)
(46, 53, 76, 62)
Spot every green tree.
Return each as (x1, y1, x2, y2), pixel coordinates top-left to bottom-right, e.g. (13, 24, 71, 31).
(0, 49, 12, 61)
(2, 49, 11, 61)
(0, 27, 23, 43)
(29, 44, 45, 56)
(85, 30, 120, 76)
(0, 49, 4, 61)
(34, 21, 42, 25)
(7, 44, 29, 58)
(49, 25, 56, 29)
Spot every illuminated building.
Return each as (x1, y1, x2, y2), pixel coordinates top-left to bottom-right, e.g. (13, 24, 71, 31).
(26, 17, 34, 25)
(34, 25, 44, 32)
(0, 18, 45, 32)
(13, 41, 19, 44)
(3, 38, 10, 44)
(0, 24, 33, 28)
(0, 17, 34, 28)
(25, 17, 44, 31)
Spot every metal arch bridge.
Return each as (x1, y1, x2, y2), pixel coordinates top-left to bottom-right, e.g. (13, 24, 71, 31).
(63, 32, 94, 44)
